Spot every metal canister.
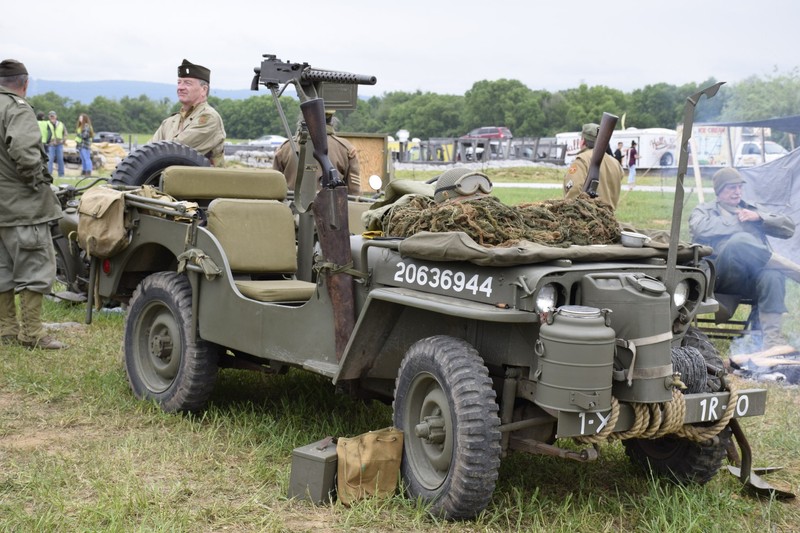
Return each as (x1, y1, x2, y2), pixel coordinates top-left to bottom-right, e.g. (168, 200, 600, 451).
(534, 305, 615, 413)
(581, 274, 673, 403)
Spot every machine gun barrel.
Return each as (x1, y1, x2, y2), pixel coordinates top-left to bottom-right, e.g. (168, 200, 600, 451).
(302, 68, 376, 86)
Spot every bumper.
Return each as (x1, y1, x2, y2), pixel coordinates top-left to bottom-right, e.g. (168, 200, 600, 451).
(556, 388, 767, 438)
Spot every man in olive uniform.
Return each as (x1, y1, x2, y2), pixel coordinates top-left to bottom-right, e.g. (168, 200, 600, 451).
(151, 59, 226, 167)
(563, 123, 624, 209)
(274, 109, 361, 196)
(690, 168, 797, 359)
(0, 59, 65, 349)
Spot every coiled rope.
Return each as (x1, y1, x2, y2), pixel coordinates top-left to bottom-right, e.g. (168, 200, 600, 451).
(576, 380, 739, 444)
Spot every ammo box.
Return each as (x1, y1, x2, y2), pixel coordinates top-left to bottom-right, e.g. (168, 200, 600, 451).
(288, 437, 338, 504)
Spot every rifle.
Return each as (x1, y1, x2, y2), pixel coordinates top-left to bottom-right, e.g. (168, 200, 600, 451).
(582, 112, 619, 197)
(250, 56, 377, 359)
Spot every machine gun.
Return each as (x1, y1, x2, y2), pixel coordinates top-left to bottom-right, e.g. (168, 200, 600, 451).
(252, 54, 377, 91)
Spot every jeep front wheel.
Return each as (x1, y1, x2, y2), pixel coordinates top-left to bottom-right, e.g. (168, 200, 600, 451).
(124, 272, 219, 413)
(623, 326, 729, 484)
(623, 428, 730, 485)
(392, 335, 501, 519)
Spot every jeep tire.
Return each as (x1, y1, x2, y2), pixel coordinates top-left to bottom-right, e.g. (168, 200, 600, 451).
(623, 327, 729, 485)
(392, 335, 501, 519)
(110, 141, 210, 187)
(124, 272, 219, 413)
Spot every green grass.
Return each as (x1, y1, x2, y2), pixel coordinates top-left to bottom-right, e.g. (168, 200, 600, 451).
(2, 165, 798, 531)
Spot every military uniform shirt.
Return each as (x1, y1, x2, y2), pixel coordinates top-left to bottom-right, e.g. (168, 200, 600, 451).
(151, 100, 226, 167)
(274, 126, 361, 196)
(563, 148, 624, 209)
(0, 85, 61, 226)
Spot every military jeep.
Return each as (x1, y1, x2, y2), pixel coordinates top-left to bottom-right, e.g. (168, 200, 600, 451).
(90, 59, 772, 519)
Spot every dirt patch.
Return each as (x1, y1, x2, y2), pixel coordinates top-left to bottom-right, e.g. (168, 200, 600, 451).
(0, 390, 101, 455)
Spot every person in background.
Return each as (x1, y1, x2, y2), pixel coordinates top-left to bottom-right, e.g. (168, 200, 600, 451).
(689, 168, 798, 359)
(151, 59, 226, 167)
(274, 109, 361, 196)
(46, 110, 67, 177)
(626, 140, 638, 188)
(613, 141, 624, 165)
(0, 59, 65, 349)
(75, 113, 94, 176)
(37, 112, 48, 149)
(562, 123, 624, 209)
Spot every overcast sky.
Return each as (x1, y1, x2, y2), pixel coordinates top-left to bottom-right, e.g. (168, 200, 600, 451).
(3, 0, 798, 98)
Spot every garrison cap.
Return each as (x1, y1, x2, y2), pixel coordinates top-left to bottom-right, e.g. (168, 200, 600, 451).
(712, 167, 746, 195)
(581, 123, 599, 143)
(0, 59, 28, 77)
(178, 59, 210, 83)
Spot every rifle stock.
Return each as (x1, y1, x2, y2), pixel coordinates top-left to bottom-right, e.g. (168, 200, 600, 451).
(582, 113, 619, 197)
(300, 98, 343, 189)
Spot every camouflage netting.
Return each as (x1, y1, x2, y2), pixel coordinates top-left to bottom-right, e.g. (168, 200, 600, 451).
(384, 193, 620, 248)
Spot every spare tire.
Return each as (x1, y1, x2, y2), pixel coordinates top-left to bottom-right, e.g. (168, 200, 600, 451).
(110, 141, 210, 187)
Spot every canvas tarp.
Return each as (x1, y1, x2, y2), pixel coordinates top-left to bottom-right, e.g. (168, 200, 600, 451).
(397, 230, 709, 266)
(738, 147, 800, 264)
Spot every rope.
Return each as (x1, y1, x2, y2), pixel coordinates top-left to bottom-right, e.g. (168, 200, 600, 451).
(574, 381, 738, 445)
(312, 260, 368, 279)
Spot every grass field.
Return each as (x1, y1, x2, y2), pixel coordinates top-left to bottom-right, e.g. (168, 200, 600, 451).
(2, 165, 799, 531)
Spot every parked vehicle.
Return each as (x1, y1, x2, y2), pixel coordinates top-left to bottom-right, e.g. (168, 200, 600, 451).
(88, 62, 776, 519)
(460, 126, 513, 140)
(734, 140, 788, 167)
(93, 131, 125, 143)
(247, 134, 288, 150)
(557, 127, 677, 168)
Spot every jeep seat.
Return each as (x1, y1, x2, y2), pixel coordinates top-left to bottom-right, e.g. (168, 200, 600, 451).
(162, 166, 288, 203)
(205, 198, 315, 303)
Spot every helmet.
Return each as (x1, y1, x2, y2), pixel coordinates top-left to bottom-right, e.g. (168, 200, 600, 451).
(433, 168, 493, 203)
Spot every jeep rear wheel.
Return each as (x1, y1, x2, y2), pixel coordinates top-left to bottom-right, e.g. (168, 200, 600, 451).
(124, 272, 218, 413)
(110, 141, 209, 187)
(392, 335, 501, 519)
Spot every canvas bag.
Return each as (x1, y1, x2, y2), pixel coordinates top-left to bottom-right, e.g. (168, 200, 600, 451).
(336, 427, 403, 505)
(77, 185, 130, 258)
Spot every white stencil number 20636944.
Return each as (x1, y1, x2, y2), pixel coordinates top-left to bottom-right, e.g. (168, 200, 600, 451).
(393, 262, 493, 298)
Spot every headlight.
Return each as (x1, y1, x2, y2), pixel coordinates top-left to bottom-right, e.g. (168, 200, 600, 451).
(673, 280, 689, 308)
(535, 284, 558, 313)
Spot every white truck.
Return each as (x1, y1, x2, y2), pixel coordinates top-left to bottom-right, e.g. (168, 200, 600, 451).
(557, 127, 678, 168)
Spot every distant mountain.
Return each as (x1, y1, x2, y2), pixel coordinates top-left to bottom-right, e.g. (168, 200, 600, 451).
(27, 79, 256, 103)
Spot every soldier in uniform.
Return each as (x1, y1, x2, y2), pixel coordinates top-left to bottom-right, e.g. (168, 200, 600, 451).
(274, 109, 361, 196)
(0, 59, 65, 349)
(689, 168, 797, 358)
(151, 59, 226, 167)
(563, 123, 624, 209)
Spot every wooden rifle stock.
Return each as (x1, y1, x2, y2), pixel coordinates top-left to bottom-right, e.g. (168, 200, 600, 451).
(582, 113, 619, 197)
(300, 98, 343, 189)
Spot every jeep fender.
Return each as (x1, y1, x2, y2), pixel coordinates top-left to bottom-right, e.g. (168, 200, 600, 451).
(335, 287, 536, 383)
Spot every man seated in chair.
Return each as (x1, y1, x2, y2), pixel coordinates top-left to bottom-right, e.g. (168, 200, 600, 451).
(689, 168, 798, 357)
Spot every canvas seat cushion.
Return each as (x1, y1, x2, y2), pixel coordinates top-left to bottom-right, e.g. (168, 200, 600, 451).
(234, 279, 316, 302)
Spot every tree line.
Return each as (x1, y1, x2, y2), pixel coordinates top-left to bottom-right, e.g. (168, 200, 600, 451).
(27, 68, 800, 145)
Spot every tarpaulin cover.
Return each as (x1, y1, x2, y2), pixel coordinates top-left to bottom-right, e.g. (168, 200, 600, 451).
(738, 147, 800, 264)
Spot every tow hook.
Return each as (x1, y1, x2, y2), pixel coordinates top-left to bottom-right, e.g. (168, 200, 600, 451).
(725, 418, 795, 499)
